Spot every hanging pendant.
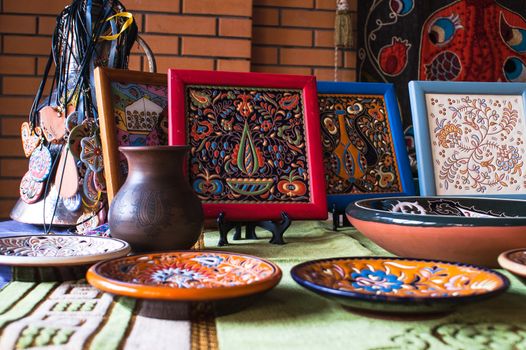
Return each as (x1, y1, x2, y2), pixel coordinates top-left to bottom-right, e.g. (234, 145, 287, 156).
(19, 171, 44, 204)
(62, 192, 82, 212)
(82, 168, 101, 207)
(20, 122, 42, 158)
(28, 146, 53, 182)
(80, 134, 104, 173)
(54, 146, 79, 198)
(76, 211, 100, 235)
(68, 121, 91, 159)
(66, 111, 79, 132)
(39, 105, 72, 143)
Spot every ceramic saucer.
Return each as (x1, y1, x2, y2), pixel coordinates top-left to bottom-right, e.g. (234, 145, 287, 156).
(498, 249, 526, 278)
(291, 257, 509, 314)
(86, 250, 282, 301)
(0, 235, 131, 267)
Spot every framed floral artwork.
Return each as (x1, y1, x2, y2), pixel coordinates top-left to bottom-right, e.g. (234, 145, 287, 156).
(318, 82, 414, 213)
(169, 69, 327, 221)
(409, 81, 526, 198)
(95, 68, 168, 202)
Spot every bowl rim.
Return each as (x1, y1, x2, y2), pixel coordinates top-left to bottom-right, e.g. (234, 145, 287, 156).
(0, 235, 131, 266)
(291, 256, 510, 305)
(346, 196, 526, 226)
(498, 248, 526, 277)
(87, 250, 283, 301)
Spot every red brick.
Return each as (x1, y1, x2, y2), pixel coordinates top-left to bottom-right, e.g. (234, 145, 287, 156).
(38, 16, 56, 35)
(219, 18, 252, 38)
(1, 117, 26, 136)
(0, 199, 17, 220)
(281, 9, 334, 28)
(182, 37, 251, 58)
(252, 65, 312, 75)
(183, 0, 252, 16)
(254, 0, 313, 8)
(125, 0, 181, 13)
(314, 68, 356, 81)
(0, 15, 36, 34)
(37, 57, 56, 76)
(315, 0, 335, 9)
(253, 27, 312, 46)
(146, 14, 216, 35)
(217, 59, 251, 72)
(251, 46, 278, 64)
(0, 179, 22, 198)
(0, 158, 28, 178)
(280, 48, 336, 66)
(132, 35, 179, 55)
(3, 77, 41, 96)
(4, 35, 51, 55)
(0, 56, 35, 75)
(253, 8, 279, 26)
(0, 97, 34, 116)
(315, 30, 334, 47)
(128, 55, 143, 71)
(0, 139, 24, 157)
(344, 51, 356, 68)
(148, 56, 215, 73)
(3, 0, 70, 15)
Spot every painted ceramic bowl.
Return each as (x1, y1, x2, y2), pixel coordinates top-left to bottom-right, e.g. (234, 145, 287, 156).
(291, 257, 509, 314)
(498, 248, 526, 278)
(346, 196, 526, 267)
(0, 235, 131, 266)
(87, 251, 282, 301)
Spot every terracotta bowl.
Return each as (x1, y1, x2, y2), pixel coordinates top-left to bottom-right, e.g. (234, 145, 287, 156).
(291, 257, 509, 314)
(498, 248, 526, 278)
(86, 250, 282, 301)
(346, 196, 526, 267)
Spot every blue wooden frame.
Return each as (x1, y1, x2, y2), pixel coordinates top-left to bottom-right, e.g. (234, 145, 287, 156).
(409, 81, 526, 198)
(317, 81, 415, 213)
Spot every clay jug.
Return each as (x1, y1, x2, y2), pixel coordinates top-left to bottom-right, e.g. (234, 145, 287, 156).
(109, 146, 203, 252)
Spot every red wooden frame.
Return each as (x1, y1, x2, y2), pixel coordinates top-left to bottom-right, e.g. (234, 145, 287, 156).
(168, 69, 327, 221)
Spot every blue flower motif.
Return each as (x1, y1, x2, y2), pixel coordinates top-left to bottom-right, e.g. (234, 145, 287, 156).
(351, 269, 403, 293)
(150, 267, 203, 287)
(191, 254, 224, 268)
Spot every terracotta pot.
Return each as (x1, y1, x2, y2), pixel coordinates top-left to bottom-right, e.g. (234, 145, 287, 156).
(109, 146, 203, 252)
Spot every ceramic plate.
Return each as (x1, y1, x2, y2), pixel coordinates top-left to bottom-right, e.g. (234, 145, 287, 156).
(498, 249, 526, 278)
(0, 235, 131, 266)
(87, 251, 282, 301)
(291, 257, 509, 313)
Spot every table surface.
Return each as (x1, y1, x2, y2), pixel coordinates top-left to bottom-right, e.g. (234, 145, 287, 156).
(0, 220, 525, 350)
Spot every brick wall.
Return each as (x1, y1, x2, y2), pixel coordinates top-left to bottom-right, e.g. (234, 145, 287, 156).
(252, 0, 356, 80)
(0, 0, 356, 219)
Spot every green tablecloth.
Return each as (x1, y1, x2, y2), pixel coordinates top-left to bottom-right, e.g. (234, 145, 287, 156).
(0, 221, 525, 349)
(205, 221, 526, 350)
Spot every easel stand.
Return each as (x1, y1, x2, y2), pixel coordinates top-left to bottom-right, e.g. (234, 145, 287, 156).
(332, 205, 351, 231)
(217, 212, 291, 246)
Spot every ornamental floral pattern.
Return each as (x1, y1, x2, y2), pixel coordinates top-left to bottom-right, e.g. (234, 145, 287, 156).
(426, 94, 526, 195)
(295, 258, 505, 298)
(186, 85, 310, 203)
(319, 94, 402, 195)
(96, 252, 278, 288)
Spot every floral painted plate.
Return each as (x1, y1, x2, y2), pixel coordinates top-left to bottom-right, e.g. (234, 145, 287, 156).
(498, 249, 526, 278)
(87, 251, 282, 301)
(0, 235, 131, 266)
(291, 257, 509, 313)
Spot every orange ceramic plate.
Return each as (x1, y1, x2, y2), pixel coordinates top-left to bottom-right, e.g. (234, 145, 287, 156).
(87, 250, 282, 301)
(291, 257, 510, 313)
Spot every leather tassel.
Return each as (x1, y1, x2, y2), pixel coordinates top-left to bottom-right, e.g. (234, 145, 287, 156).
(334, 0, 353, 48)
